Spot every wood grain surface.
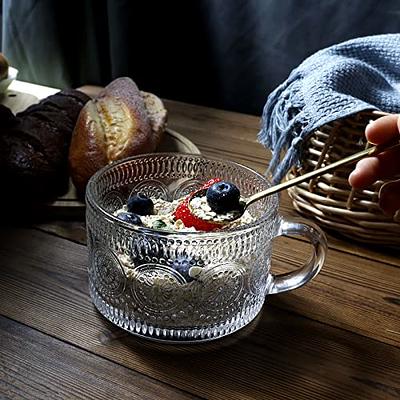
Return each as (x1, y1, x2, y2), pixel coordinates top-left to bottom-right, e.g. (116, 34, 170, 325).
(0, 228, 399, 400)
(1, 96, 400, 400)
(0, 316, 199, 400)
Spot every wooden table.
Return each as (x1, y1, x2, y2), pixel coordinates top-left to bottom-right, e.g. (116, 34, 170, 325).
(1, 97, 399, 400)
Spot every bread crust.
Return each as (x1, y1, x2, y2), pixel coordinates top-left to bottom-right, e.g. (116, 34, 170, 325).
(69, 77, 167, 193)
(141, 91, 167, 148)
(0, 90, 90, 203)
(68, 101, 109, 194)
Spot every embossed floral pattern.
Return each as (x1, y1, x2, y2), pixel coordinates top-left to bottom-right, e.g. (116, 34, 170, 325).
(194, 263, 245, 311)
(172, 179, 203, 199)
(130, 180, 170, 201)
(91, 246, 126, 297)
(102, 190, 125, 214)
(130, 264, 186, 313)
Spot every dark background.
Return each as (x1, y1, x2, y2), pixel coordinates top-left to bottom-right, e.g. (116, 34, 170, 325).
(2, 0, 400, 115)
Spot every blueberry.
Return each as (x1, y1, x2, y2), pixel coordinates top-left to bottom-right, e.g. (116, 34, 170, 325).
(172, 256, 195, 282)
(206, 181, 241, 213)
(117, 211, 143, 225)
(127, 193, 154, 215)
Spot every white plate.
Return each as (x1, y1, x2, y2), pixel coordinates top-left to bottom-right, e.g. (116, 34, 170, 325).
(0, 66, 18, 94)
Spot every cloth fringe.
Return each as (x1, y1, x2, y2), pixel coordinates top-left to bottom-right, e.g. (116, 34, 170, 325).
(258, 70, 309, 183)
(258, 34, 400, 183)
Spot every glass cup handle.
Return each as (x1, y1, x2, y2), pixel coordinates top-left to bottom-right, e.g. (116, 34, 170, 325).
(268, 219, 327, 295)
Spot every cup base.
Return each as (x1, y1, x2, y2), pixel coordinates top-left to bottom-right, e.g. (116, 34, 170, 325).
(89, 280, 265, 344)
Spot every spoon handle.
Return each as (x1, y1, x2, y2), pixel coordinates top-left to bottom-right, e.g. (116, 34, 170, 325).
(246, 140, 400, 207)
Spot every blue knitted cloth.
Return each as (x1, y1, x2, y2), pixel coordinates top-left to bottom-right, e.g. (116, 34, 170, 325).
(258, 34, 400, 183)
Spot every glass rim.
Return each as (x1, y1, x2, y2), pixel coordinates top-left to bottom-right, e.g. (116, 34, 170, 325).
(85, 152, 279, 237)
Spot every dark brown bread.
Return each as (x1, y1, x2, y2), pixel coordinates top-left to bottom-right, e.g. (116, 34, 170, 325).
(69, 77, 162, 193)
(0, 90, 90, 203)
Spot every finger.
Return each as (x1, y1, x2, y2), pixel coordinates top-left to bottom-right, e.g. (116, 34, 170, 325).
(348, 147, 400, 188)
(348, 157, 380, 188)
(365, 114, 400, 144)
(379, 180, 400, 216)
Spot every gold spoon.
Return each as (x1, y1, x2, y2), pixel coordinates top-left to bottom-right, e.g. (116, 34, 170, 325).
(191, 139, 400, 224)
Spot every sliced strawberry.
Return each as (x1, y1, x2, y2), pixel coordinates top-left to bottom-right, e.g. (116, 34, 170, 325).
(173, 177, 223, 232)
(174, 197, 220, 231)
(200, 178, 222, 190)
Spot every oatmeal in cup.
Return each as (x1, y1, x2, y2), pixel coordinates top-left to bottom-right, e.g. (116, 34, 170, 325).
(86, 153, 327, 343)
(113, 178, 255, 233)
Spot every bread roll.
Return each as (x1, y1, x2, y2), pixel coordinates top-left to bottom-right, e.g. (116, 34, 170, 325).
(141, 91, 167, 148)
(69, 77, 167, 193)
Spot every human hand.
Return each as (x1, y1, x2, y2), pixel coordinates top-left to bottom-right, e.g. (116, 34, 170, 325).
(348, 114, 400, 216)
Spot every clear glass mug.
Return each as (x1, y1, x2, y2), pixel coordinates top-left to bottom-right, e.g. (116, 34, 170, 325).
(86, 153, 327, 343)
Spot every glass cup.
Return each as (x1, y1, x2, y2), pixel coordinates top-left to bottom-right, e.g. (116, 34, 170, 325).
(86, 153, 327, 343)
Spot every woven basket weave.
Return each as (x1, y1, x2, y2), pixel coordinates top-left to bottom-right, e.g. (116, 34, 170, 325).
(287, 110, 400, 246)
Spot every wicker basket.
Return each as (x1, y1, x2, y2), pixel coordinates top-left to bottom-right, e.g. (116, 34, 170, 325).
(287, 110, 400, 246)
